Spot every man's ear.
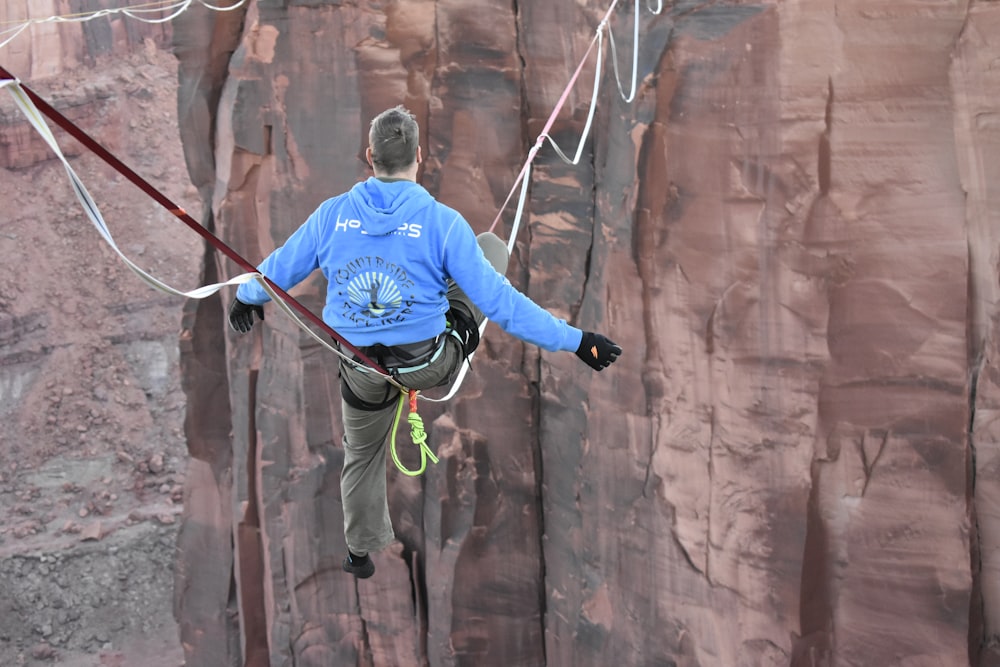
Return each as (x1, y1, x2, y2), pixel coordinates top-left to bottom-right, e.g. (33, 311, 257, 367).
(365, 146, 374, 167)
(416, 145, 423, 164)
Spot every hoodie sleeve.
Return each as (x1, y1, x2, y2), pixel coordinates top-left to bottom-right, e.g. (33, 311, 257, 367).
(442, 215, 583, 353)
(235, 212, 321, 305)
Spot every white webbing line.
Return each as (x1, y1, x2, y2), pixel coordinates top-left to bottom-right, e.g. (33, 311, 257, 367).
(608, 0, 665, 103)
(0, 78, 254, 300)
(423, 168, 534, 403)
(448, 0, 662, 401)
(0, 77, 406, 390)
(0, 0, 249, 50)
(541, 29, 605, 166)
(542, 0, 664, 164)
(0, 0, 660, 404)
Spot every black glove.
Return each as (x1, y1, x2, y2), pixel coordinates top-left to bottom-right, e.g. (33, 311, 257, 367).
(575, 331, 622, 371)
(229, 297, 264, 333)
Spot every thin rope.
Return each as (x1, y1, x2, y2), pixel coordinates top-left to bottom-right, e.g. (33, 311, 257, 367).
(0, 73, 399, 389)
(488, 0, 663, 236)
(383, 0, 665, 402)
(0, 0, 248, 50)
(608, 0, 665, 103)
(457, 0, 661, 402)
(542, 27, 605, 166)
(0, 0, 661, 404)
(0, 0, 175, 25)
(486, 18, 606, 237)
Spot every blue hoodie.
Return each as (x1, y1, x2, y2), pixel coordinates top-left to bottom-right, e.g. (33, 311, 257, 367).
(236, 177, 583, 352)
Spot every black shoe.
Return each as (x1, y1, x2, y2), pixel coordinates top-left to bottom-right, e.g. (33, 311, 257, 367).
(342, 553, 375, 579)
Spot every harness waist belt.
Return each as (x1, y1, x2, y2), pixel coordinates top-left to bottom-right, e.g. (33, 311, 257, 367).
(355, 334, 444, 370)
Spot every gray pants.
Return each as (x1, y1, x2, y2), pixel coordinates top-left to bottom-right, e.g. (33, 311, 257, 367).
(338, 232, 509, 555)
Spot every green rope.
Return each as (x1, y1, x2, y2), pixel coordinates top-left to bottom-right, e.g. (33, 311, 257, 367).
(389, 390, 439, 476)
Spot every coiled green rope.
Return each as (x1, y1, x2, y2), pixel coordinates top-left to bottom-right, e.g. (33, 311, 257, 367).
(389, 389, 439, 476)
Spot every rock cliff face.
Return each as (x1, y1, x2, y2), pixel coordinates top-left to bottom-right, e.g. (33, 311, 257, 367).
(0, 8, 196, 666)
(6, 3, 994, 664)
(0, 1, 168, 79)
(172, 1, 1000, 666)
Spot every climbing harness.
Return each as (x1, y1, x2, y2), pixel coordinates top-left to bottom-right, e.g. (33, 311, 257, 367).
(0, 0, 662, 475)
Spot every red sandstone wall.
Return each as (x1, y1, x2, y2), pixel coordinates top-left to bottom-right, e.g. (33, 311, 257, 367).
(6, 3, 990, 663)
(0, 0, 169, 79)
(170, 1, 1000, 666)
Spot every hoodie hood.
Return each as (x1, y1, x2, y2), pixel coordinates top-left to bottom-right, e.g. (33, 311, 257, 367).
(348, 177, 435, 236)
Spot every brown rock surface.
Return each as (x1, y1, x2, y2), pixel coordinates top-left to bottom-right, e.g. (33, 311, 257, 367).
(0, 16, 195, 667)
(3, 1, 1000, 666)
(0, 0, 168, 79)
(170, 0, 1000, 665)
(958, 6, 1000, 666)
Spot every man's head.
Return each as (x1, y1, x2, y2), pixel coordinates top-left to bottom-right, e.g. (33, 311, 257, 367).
(367, 105, 420, 178)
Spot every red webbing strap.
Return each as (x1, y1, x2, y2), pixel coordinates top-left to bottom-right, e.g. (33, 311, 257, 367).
(0, 65, 384, 374)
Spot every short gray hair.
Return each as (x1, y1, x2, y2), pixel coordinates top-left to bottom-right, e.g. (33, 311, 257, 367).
(369, 106, 419, 174)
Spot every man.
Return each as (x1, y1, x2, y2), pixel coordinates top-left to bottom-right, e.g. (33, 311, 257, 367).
(229, 106, 621, 579)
